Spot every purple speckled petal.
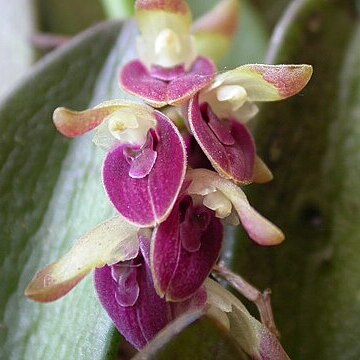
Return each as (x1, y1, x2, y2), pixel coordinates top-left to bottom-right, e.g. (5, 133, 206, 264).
(120, 60, 168, 108)
(95, 241, 208, 350)
(167, 56, 216, 106)
(151, 196, 223, 301)
(95, 261, 170, 350)
(120, 57, 216, 108)
(103, 111, 186, 227)
(188, 96, 256, 185)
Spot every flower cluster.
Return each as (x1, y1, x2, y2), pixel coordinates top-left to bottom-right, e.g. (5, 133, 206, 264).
(25, 0, 312, 357)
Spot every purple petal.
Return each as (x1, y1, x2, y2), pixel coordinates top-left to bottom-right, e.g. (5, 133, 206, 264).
(95, 261, 169, 350)
(120, 57, 216, 107)
(167, 57, 216, 106)
(188, 96, 256, 185)
(151, 196, 223, 301)
(95, 245, 207, 350)
(120, 60, 168, 107)
(207, 105, 235, 145)
(103, 111, 186, 227)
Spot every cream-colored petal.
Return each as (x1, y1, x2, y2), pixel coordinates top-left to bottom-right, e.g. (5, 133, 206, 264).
(253, 156, 273, 184)
(53, 100, 154, 139)
(187, 169, 284, 245)
(208, 64, 313, 102)
(205, 279, 290, 359)
(135, 0, 195, 68)
(25, 216, 139, 302)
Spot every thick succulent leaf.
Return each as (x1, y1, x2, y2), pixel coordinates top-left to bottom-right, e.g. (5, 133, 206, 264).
(188, 96, 256, 184)
(0, 21, 139, 360)
(103, 111, 186, 227)
(132, 311, 249, 359)
(25, 216, 139, 302)
(235, 1, 360, 359)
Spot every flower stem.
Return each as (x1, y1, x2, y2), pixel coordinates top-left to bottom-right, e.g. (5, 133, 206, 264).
(213, 262, 280, 338)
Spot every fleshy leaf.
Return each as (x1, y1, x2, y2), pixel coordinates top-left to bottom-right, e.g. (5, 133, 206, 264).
(188, 97, 256, 185)
(151, 196, 223, 301)
(208, 64, 313, 101)
(103, 111, 186, 227)
(120, 56, 216, 107)
(192, 0, 240, 63)
(205, 280, 290, 359)
(25, 216, 139, 302)
(187, 169, 284, 246)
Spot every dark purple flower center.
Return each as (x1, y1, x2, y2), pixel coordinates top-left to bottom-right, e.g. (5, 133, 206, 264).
(178, 195, 214, 252)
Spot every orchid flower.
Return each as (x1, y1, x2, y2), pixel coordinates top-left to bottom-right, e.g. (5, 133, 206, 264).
(120, 0, 231, 107)
(188, 64, 313, 184)
(24, 0, 313, 355)
(53, 100, 186, 227)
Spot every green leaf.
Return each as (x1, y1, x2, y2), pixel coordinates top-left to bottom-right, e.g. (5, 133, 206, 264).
(133, 312, 249, 360)
(0, 20, 138, 360)
(37, 0, 106, 35)
(233, 0, 360, 358)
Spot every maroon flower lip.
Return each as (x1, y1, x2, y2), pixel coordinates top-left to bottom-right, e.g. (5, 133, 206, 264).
(95, 236, 207, 350)
(188, 95, 256, 185)
(120, 56, 216, 108)
(103, 111, 187, 227)
(150, 194, 223, 302)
